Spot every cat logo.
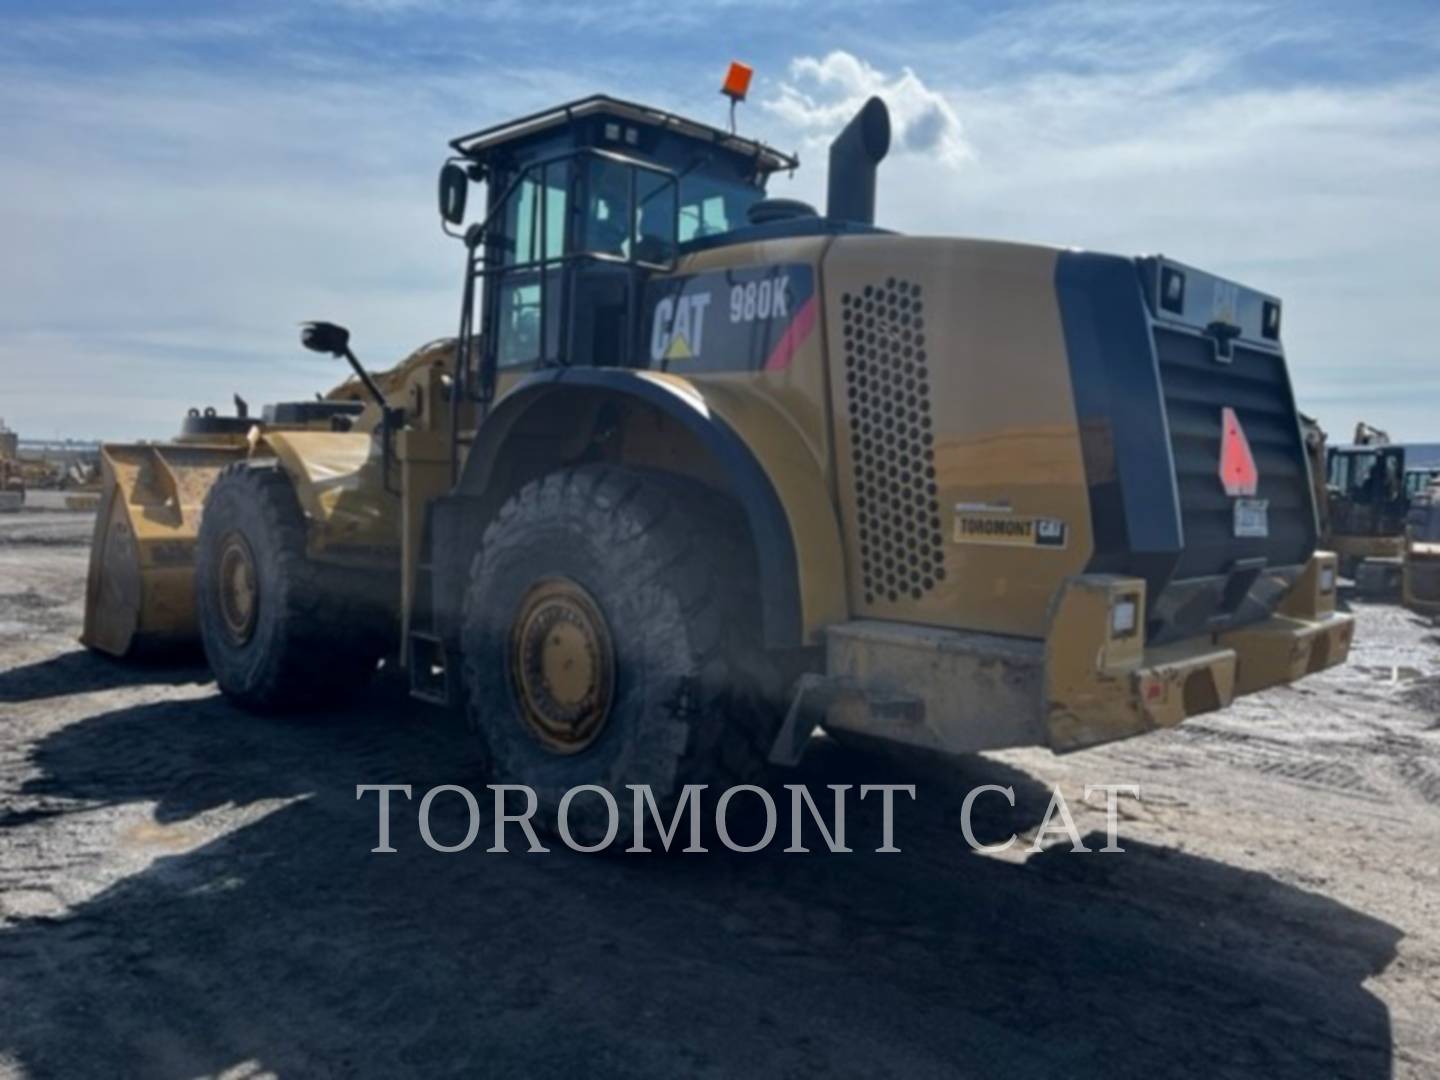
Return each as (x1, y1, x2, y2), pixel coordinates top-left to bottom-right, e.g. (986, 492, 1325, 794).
(650, 292, 712, 362)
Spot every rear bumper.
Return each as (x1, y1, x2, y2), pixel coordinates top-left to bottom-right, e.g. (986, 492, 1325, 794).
(773, 553, 1352, 762)
(1034, 552, 1351, 752)
(1048, 607, 1354, 751)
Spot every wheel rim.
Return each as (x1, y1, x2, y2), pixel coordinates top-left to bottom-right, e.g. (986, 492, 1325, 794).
(217, 530, 260, 646)
(509, 577, 615, 754)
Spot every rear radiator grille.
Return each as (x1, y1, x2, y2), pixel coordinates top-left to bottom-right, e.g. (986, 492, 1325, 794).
(842, 278, 946, 604)
(1154, 328, 1312, 578)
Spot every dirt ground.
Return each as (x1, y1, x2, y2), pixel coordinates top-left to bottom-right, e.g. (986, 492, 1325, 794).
(1, 506, 1437, 1079)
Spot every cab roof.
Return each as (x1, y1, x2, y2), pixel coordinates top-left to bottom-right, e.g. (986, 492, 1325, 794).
(449, 94, 798, 175)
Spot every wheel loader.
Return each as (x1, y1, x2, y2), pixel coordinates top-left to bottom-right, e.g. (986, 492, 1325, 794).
(82, 86, 1354, 829)
(1322, 424, 1440, 595)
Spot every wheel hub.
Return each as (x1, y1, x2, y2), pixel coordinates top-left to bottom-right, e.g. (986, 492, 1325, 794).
(510, 578, 615, 753)
(217, 531, 259, 646)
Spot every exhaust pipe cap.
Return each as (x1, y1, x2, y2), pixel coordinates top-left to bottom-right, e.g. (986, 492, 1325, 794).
(826, 96, 891, 226)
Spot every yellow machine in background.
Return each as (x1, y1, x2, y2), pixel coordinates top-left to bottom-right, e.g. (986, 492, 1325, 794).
(0, 420, 105, 512)
(1320, 421, 1440, 594)
(84, 85, 1353, 830)
(0, 421, 23, 512)
(1404, 478, 1440, 616)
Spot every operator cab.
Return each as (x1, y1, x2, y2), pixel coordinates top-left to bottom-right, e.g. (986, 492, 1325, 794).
(1327, 444, 1412, 537)
(439, 96, 797, 382)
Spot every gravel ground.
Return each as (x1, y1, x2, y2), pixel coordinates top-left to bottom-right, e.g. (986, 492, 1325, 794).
(1, 509, 1438, 1079)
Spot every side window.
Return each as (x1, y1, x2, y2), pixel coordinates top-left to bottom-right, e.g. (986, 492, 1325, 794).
(679, 195, 730, 242)
(635, 170, 677, 265)
(496, 163, 569, 368)
(504, 163, 568, 266)
(583, 160, 632, 256)
(1327, 452, 1349, 490)
(495, 280, 542, 367)
(674, 180, 760, 244)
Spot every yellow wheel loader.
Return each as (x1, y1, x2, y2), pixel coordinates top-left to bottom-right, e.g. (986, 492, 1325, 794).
(84, 90, 1353, 829)
(1322, 427, 1440, 596)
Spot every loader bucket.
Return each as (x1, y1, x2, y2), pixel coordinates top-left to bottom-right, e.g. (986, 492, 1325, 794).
(81, 441, 248, 657)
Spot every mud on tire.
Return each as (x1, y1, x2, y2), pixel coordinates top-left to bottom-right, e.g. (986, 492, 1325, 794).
(196, 460, 393, 710)
(462, 465, 784, 844)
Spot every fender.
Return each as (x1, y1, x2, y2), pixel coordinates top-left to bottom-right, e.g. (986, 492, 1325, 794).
(257, 430, 400, 563)
(459, 367, 848, 648)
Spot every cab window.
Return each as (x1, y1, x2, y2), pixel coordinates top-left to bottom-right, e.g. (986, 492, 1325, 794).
(583, 159, 678, 265)
(495, 162, 569, 368)
(504, 163, 568, 266)
(1327, 452, 1355, 492)
(677, 177, 761, 242)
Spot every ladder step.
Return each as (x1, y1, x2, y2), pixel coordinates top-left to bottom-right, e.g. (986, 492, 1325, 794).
(407, 631, 453, 707)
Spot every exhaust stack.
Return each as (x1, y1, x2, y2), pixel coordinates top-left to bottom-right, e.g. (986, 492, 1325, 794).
(826, 97, 891, 225)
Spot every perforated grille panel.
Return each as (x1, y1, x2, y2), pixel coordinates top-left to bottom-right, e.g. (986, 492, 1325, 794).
(841, 278, 947, 604)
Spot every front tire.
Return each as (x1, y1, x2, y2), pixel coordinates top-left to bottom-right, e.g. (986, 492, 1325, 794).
(462, 465, 783, 840)
(196, 460, 391, 710)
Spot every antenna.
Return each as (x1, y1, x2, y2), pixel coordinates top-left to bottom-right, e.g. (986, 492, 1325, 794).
(720, 61, 754, 134)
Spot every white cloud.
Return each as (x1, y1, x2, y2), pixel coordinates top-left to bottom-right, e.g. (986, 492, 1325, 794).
(764, 51, 972, 167)
(758, 34, 1440, 442)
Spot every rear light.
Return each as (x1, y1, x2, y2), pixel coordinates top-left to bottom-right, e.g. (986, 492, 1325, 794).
(1160, 266, 1186, 314)
(1262, 300, 1281, 340)
(1111, 595, 1139, 637)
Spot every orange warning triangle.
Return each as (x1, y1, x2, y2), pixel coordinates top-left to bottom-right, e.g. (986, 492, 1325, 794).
(1218, 406, 1259, 496)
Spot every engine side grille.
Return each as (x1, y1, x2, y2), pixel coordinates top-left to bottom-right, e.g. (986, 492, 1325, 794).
(841, 278, 947, 604)
(1154, 327, 1313, 579)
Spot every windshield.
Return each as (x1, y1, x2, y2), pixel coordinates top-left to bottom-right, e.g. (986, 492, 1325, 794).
(1329, 449, 1405, 503)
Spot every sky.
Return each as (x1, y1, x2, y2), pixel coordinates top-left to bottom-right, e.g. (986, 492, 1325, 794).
(0, 0, 1437, 441)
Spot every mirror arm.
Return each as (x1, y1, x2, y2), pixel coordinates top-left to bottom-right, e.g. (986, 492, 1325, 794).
(341, 347, 389, 413)
(339, 346, 401, 497)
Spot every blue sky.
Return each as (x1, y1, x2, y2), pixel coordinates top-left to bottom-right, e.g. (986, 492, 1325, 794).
(1, 0, 1438, 440)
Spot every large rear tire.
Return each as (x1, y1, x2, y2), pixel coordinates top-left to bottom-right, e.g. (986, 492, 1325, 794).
(462, 465, 784, 843)
(196, 460, 392, 710)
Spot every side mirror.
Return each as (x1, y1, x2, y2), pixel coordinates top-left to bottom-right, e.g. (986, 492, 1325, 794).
(300, 321, 388, 411)
(300, 321, 351, 358)
(438, 163, 469, 225)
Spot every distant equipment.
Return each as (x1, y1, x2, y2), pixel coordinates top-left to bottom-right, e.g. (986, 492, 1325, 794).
(0, 418, 21, 512)
(1321, 421, 1440, 593)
